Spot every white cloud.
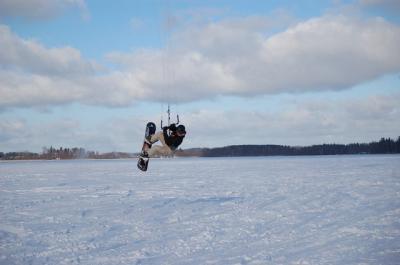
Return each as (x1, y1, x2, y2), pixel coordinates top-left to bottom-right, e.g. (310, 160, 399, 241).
(0, 119, 27, 142)
(1, 14, 400, 109)
(0, 0, 89, 20)
(358, 0, 400, 13)
(0, 114, 143, 152)
(0, 70, 93, 108)
(2, 91, 398, 152)
(0, 25, 100, 76)
(182, 92, 400, 147)
(107, 15, 400, 101)
(257, 15, 400, 93)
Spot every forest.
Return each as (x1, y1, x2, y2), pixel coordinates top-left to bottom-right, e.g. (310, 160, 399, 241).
(1, 137, 399, 160)
(176, 137, 400, 157)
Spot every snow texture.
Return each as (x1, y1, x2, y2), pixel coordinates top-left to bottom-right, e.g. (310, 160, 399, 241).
(1, 155, 400, 265)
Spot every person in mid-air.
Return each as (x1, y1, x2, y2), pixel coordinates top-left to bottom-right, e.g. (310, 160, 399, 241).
(143, 123, 186, 157)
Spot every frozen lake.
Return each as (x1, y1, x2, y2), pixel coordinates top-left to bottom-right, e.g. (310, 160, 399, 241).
(1, 155, 400, 265)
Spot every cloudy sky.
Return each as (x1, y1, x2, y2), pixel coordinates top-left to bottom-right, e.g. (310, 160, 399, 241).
(0, 0, 399, 153)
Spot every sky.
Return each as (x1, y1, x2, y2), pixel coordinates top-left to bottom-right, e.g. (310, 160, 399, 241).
(0, 0, 399, 153)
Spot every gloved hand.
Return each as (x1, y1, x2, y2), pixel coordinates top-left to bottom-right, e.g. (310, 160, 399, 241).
(169, 123, 177, 131)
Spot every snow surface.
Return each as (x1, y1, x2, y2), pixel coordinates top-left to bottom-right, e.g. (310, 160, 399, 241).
(1, 155, 400, 265)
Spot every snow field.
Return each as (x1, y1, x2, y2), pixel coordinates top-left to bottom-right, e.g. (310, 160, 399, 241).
(1, 155, 400, 264)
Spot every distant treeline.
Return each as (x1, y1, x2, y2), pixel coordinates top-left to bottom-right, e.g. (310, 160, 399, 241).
(176, 137, 400, 157)
(0, 146, 134, 160)
(1, 137, 399, 160)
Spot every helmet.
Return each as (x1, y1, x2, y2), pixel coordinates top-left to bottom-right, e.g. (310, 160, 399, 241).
(176, 125, 186, 135)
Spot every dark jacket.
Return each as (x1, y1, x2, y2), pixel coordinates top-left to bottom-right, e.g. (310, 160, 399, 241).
(163, 126, 184, 150)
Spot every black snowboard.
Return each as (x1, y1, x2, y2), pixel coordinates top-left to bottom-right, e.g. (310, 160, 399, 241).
(137, 122, 156, 171)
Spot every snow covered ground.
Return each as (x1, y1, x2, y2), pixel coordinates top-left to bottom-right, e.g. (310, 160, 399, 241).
(1, 155, 400, 265)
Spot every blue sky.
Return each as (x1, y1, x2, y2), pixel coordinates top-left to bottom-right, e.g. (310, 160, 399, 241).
(0, 0, 399, 152)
